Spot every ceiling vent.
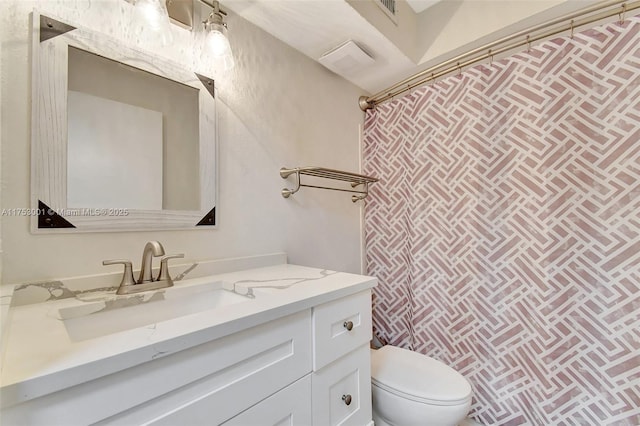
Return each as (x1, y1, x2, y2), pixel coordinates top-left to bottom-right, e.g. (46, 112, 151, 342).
(374, 0, 398, 23)
(318, 40, 375, 77)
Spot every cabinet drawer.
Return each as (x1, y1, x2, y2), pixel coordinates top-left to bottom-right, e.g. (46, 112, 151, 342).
(223, 375, 312, 426)
(312, 290, 372, 370)
(95, 310, 312, 426)
(312, 344, 372, 426)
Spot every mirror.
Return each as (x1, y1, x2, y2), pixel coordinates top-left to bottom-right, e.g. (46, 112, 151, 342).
(31, 12, 217, 232)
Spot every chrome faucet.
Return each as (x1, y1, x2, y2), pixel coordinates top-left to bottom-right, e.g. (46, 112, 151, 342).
(138, 241, 165, 283)
(103, 241, 184, 295)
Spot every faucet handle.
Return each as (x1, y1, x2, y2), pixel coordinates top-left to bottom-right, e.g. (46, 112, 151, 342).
(102, 259, 136, 291)
(157, 254, 185, 283)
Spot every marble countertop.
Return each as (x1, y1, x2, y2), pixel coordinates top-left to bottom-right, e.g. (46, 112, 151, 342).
(0, 263, 376, 408)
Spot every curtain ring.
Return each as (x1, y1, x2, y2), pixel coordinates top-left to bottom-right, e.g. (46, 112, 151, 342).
(457, 62, 462, 75)
(430, 72, 435, 87)
(488, 49, 493, 66)
(526, 35, 531, 52)
(619, 3, 626, 24)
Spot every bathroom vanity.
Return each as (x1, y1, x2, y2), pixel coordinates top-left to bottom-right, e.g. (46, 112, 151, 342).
(0, 257, 376, 425)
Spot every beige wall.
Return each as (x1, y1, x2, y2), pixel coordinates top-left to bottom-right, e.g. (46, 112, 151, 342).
(0, 33, 3, 283)
(0, 0, 365, 284)
(417, 0, 561, 63)
(347, 0, 420, 62)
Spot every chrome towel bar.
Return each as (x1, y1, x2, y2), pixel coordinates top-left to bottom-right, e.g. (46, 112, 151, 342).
(280, 166, 378, 202)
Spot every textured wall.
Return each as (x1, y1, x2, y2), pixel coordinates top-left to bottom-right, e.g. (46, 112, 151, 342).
(0, 29, 3, 283)
(0, 0, 365, 284)
(363, 17, 640, 425)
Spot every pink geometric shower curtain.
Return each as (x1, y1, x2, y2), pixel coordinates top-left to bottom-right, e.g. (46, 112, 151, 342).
(363, 17, 640, 425)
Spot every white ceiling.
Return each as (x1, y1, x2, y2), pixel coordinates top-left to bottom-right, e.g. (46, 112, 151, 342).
(225, 0, 417, 94)
(406, 0, 441, 13)
(224, 0, 595, 96)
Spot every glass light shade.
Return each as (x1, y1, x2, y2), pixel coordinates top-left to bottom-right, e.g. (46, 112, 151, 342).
(132, 0, 173, 46)
(203, 23, 235, 70)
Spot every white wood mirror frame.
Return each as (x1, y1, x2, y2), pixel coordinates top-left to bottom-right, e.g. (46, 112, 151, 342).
(31, 11, 218, 233)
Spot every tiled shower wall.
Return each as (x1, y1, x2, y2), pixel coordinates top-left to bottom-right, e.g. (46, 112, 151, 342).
(363, 17, 639, 425)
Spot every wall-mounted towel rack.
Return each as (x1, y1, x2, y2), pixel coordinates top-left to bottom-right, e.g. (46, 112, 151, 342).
(280, 166, 378, 202)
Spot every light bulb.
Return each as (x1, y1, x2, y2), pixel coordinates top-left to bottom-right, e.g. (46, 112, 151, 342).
(205, 28, 231, 57)
(132, 0, 173, 46)
(203, 23, 234, 70)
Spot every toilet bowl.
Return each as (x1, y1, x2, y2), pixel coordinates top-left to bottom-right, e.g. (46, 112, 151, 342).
(370, 345, 472, 426)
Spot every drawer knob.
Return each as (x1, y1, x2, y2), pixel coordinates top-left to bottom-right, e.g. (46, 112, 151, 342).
(342, 394, 352, 405)
(343, 321, 354, 331)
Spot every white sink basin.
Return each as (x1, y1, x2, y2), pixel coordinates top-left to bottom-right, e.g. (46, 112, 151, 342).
(58, 281, 252, 341)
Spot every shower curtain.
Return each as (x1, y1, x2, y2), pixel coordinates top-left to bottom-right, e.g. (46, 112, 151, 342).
(363, 16, 640, 425)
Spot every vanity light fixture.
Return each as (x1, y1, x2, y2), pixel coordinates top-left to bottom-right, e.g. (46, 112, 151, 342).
(202, 0, 234, 70)
(132, 0, 234, 70)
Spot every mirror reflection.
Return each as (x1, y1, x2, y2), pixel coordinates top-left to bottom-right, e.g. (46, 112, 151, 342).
(66, 47, 200, 211)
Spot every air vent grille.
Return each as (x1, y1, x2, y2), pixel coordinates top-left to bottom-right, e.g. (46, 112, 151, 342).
(378, 0, 396, 15)
(374, 0, 398, 23)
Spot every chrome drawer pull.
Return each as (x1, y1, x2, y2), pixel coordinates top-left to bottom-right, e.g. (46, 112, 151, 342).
(342, 394, 352, 405)
(343, 321, 354, 331)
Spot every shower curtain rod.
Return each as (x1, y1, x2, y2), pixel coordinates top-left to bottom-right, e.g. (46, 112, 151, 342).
(359, 0, 640, 110)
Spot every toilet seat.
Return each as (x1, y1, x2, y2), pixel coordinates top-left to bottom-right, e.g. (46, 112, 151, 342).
(371, 346, 472, 407)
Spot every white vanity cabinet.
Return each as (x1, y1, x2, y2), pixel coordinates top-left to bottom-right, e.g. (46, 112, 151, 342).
(98, 311, 313, 426)
(311, 291, 373, 426)
(222, 376, 313, 425)
(2, 310, 313, 425)
(1, 289, 373, 426)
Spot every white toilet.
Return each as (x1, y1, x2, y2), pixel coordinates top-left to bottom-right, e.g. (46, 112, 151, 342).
(370, 345, 472, 426)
